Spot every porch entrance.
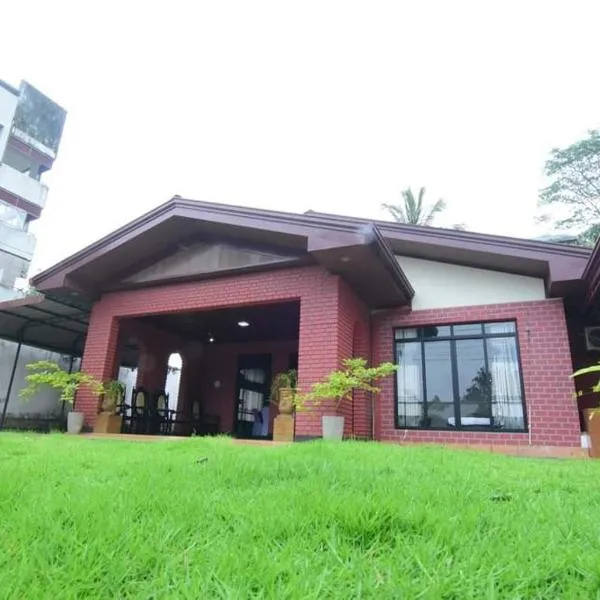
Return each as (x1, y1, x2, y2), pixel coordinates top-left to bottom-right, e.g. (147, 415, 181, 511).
(114, 301, 300, 438)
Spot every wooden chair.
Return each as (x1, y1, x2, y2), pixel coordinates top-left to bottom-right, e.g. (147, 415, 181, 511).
(153, 390, 171, 435)
(130, 387, 150, 434)
(191, 399, 221, 436)
(117, 391, 131, 433)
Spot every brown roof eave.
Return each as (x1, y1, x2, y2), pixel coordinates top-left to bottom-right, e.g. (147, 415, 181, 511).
(367, 225, 415, 301)
(582, 237, 600, 304)
(31, 197, 366, 292)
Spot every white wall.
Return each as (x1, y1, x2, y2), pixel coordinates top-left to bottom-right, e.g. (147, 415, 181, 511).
(396, 256, 546, 310)
(0, 87, 18, 160)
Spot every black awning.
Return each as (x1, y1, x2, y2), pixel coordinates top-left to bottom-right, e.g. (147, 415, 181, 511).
(0, 293, 90, 356)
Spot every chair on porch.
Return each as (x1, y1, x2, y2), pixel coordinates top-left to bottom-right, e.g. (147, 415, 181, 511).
(153, 390, 171, 435)
(191, 399, 220, 436)
(116, 392, 131, 433)
(130, 387, 150, 434)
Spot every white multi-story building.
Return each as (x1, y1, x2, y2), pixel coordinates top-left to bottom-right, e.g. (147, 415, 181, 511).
(0, 80, 66, 299)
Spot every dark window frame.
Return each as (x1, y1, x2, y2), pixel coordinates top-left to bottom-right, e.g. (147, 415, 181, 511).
(393, 321, 528, 433)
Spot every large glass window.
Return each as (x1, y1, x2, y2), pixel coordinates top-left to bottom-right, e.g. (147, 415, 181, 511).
(394, 322, 526, 431)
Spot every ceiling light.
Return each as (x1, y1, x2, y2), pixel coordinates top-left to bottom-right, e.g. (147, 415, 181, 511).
(237, 321, 250, 328)
(208, 336, 215, 343)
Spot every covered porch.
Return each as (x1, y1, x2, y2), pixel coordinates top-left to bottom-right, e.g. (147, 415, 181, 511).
(114, 301, 300, 439)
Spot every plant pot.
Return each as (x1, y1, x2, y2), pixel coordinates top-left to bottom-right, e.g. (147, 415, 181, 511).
(322, 415, 344, 441)
(67, 411, 85, 434)
(585, 408, 600, 458)
(278, 388, 295, 414)
(94, 411, 123, 434)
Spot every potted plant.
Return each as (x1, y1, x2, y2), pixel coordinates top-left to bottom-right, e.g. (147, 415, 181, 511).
(19, 361, 104, 434)
(270, 369, 297, 414)
(102, 380, 126, 413)
(95, 379, 127, 434)
(572, 363, 600, 457)
(297, 358, 398, 440)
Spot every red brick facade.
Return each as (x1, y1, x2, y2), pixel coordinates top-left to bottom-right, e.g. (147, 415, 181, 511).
(79, 266, 356, 436)
(372, 299, 580, 448)
(78, 265, 581, 451)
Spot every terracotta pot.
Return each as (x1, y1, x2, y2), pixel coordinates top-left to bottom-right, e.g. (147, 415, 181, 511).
(585, 408, 600, 458)
(277, 388, 295, 414)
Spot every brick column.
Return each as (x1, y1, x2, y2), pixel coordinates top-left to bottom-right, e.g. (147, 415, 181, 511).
(295, 282, 340, 439)
(349, 321, 372, 439)
(77, 305, 120, 428)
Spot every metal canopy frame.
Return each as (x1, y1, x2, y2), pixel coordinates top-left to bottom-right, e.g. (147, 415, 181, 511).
(0, 293, 90, 429)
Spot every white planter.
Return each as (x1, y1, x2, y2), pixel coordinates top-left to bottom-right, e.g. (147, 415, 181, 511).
(322, 415, 344, 441)
(67, 411, 85, 434)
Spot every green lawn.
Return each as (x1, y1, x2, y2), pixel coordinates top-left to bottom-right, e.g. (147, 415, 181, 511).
(0, 435, 599, 599)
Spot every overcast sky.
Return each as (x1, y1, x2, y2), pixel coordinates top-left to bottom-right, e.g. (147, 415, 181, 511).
(2, 1, 599, 274)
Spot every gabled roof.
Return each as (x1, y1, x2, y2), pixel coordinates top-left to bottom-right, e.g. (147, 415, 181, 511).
(31, 197, 414, 309)
(31, 197, 592, 307)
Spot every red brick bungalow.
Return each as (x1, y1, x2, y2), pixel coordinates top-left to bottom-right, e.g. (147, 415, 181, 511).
(21, 197, 600, 454)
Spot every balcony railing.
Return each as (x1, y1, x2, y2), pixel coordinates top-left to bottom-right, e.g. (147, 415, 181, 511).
(0, 163, 48, 209)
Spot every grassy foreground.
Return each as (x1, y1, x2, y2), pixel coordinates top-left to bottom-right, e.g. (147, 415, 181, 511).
(0, 435, 599, 599)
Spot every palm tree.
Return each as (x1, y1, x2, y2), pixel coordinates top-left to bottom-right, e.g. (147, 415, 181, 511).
(382, 187, 447, 226)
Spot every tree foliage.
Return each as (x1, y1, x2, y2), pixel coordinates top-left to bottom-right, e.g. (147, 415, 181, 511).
(382, 187, 447, 226)
(538, 130, 600, 246)
(19, 361, 104, 405)
(297, 358, 398, 409)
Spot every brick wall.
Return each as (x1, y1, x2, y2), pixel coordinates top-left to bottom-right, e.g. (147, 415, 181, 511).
(372, 299, 580, 448)
(337, 279, 371, 438)
(79, 266, 340, 431)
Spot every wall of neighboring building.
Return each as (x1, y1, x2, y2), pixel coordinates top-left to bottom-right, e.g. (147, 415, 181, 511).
(397, 256, 546, 310)
(372, 298, 581, 451)
(0, 340, 65, 425)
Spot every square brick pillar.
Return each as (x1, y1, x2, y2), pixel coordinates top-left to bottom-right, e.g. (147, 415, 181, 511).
(295, 282, 340, 439)
(295, 278, 370, 440)
(77, 307, 120, 429)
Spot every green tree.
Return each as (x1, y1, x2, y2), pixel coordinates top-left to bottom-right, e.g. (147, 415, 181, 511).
(382, 187, 447, 226)
(538, 129, 600, 247)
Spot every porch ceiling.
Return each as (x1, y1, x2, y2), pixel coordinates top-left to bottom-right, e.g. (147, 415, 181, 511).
(141, 301, 300, 344)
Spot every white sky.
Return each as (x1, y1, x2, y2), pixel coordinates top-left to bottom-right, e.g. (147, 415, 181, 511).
(2, 1, 599, 274)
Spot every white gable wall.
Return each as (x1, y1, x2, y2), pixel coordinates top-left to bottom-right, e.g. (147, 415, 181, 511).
(396, 256, 546, 311)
